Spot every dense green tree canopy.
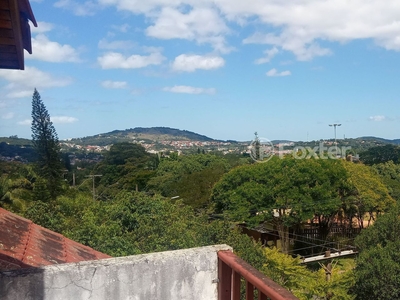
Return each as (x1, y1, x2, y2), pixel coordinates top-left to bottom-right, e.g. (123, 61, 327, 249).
(148, 153, 231, 208)
(0, 162, 36, 211)
(372, 161, 400, 201)
(212, 157, 348, 222)
(23, 190, 266, 268)
(353, 207, 400, 299)
(94, 143, 158, 196)
(360, 144, 400, 165)
(211, 157, 348, 252)
(342, 162, 395, 228)
(262, 247, 355, 300)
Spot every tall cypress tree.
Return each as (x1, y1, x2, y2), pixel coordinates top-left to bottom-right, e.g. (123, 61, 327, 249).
(31, 88, 63, 199)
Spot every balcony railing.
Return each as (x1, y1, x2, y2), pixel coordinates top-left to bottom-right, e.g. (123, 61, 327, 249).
(218, 250, 299, 300)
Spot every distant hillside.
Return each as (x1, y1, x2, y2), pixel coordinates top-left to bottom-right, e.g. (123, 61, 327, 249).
(357, 136, 400, 145)
(67, 127, 218, 146)
(122, 127, 215, 141)
(2, 130, 400, 150)
(0, 137, 32, 146)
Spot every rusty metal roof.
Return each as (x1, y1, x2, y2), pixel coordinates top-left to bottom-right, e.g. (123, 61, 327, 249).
(0, 208, 111, 271)
(0, 0, 37, 70)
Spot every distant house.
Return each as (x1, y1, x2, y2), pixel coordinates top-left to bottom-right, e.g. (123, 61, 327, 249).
(0, 0, 37, 70)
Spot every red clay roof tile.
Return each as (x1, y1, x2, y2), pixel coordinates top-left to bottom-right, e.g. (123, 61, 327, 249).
(0, 208, 111, 271)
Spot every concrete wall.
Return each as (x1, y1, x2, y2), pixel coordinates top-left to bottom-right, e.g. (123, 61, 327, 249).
(0, 244, 232, 300)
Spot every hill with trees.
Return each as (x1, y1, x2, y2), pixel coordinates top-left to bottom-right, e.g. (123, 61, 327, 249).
(67, 127, 218, 146)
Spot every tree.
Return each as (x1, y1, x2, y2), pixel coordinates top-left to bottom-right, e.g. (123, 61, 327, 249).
(211, 157, 347, 253)
(23, 190, 267, 264)
(94, 142, 158, 196)
(360, 144, 400, 165)
(342, 162, 394, 228)
(31, 89, 63, 199)
(261, 247, 355, 300)
(147, 153, 231, 208)
(353, 207, 400, 299)
(372, 161, 400, 201)
(0, 162, 36, 212)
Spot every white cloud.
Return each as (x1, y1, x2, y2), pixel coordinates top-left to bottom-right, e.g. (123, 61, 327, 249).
(99, 0, 400, 60)
(255, 47, 279, 64)
(54, 0, 98, 16)
(17, 119, 31, 126)
(98, 39, 135, 50)
(171, 54, 225, 72)
(51, 116, 79, 124)
(163, 85, 216, 94)
(20, 117, 77, 126)
(98, 0, 187, 15)
(101, 80, 127, 89)
(146, 7, 230, 53)
(30, 34, 81, 63)
(0, 67, 72, 98)
(369, 115, 386, 121)
(111, 23, 131, 33)
(244, 33, 332, 61)
(266, 68, 291, 77)
(31, 22, 54, 33)
(1, 112, 14, 120)
(98, 52, 165, 69)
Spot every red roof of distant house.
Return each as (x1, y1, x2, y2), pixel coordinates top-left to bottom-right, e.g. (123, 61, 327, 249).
(0, 208, 111, 271)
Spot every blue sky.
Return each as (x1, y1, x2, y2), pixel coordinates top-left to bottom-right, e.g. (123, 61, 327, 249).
(1, 0, 400, 142)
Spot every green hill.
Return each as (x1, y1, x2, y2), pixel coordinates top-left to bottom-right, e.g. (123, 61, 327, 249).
(68, 127, 217, 146)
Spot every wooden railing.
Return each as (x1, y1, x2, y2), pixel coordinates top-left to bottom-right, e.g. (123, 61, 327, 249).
(218, 251, 299, 300)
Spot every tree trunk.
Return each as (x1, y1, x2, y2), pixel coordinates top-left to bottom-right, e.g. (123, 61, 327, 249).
(275, 220, 290, 254)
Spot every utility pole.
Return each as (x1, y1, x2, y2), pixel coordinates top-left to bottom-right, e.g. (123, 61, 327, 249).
(86, 175, 102, 201)
(329, 123, 341, 155)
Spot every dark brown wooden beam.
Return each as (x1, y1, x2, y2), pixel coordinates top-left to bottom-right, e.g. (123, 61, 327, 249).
(0, 10, 12, 21)
(8, 0, 24, 69)
(0, 19, 12, 28)
(0, 2, 11, 10)
(0, 36, 15, 45)
(0, 59, 19, 69)
(0, 28, 13, 37)
(0, 44, 16, 52)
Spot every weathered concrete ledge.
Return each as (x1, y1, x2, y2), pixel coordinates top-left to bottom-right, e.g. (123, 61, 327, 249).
(0, 244, 232, 300)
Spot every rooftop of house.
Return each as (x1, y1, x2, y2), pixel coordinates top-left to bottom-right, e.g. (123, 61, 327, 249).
(0, 207, 111, 271)
(0, 0, 37, 70)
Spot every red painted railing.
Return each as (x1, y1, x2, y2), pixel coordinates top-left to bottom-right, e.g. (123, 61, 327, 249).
(218, 250, 299, 300)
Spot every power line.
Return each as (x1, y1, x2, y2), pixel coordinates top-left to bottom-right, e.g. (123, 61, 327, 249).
(86, 174, 102, 201)
(248, 228, 357, 256)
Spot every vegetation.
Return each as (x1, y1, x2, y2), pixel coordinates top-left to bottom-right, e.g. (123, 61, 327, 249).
(23, 190, 266, 268)
(360, 144, 400, 165)
(31, 89, 63, 199)
(93, 142, 158, 199)
(148, 153, 232, 209)
(353, 207, 400, 299)
(2, 128, 400, 298)
(0, 142, 35, 162)
(372, 161, 400, 201)
(262, 247, 355, 300)
(211, 157, 385, 253)
(67, 126, 216, 147)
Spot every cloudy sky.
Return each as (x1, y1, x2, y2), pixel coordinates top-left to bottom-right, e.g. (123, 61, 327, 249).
(1, 0, 400, 141)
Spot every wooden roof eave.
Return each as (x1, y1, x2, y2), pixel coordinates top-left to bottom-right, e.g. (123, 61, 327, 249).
(18, 0, 37, 54)
(8, 0, 24, 69)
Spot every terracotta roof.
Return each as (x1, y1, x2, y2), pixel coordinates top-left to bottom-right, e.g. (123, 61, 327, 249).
(0, 208, 111, 271)
(0, 0, 37, 70)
